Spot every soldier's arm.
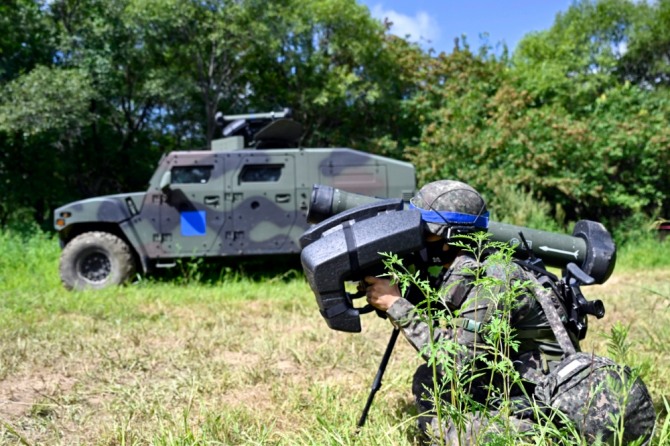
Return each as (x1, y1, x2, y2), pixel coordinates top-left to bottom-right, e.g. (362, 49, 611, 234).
(386, 297, 444, 361)
(385, 255, 502, 364)
(386, 292, 496, 367)
(364, 276, 446, 360)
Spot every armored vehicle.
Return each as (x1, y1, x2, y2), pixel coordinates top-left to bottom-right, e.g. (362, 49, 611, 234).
(53, 110, 416, 290)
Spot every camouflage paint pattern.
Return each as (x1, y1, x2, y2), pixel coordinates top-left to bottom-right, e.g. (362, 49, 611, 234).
(385, 250, 653, 444)
(409, 179, 488, 237)
(534, 352, 656, 445)
(387, 253, 574, 380)
(54, 140, 416, 272)
(385, 251, 576, 442)
(412, 364, 534, 445)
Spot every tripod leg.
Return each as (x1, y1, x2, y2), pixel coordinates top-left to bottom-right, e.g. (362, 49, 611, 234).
(357, 328, 400, 428)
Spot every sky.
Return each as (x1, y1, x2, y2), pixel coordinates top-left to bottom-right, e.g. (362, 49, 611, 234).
(357, 1, 575, 54)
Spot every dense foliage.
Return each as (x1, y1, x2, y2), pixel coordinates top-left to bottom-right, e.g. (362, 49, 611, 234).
(403, 0, 670, 230)
(1, 0, 669, 236)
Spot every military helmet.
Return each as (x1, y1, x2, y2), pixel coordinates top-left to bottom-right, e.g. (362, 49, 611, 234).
(409, 180, 489, 238)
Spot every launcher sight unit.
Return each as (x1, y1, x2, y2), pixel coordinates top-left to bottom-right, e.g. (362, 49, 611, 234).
(300, 185, 616, 333)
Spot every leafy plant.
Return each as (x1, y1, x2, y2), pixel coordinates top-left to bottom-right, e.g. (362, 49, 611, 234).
(378, 232, 664, 445)
(378, 233, 536, 445)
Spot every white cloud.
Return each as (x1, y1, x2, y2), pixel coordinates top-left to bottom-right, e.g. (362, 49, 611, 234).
(370, 4, 441, 44)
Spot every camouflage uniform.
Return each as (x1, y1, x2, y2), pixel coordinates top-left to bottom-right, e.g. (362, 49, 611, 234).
(387, 253, 572, 445)
(386, 179, 576, 445)
(384, 180, 655, 445)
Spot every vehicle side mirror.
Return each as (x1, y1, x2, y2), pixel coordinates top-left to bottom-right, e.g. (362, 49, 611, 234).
(159, 170, 172, 193)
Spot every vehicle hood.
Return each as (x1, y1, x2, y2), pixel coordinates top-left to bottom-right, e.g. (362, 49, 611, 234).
(54, 192, 146, 230)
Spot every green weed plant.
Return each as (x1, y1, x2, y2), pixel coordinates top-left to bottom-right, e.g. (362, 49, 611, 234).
(377, 232, 667, 445)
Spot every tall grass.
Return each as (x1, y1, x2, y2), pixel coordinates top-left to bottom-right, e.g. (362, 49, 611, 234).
(0, 228, 62, 292)
(0, 228, 668, 445)
(615, 233, 670, 271)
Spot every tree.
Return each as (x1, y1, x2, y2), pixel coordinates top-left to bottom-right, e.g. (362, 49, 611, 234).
(403, 0, 670, 229)
(241, 0, 420, 152)
(618, 0, 670, 87)
(0, 0, 421, 226)
(512, 0, 639, 113)
(134, 0, 254, 149)
(0, 0, 53, 82)
(0, 0, 168, 224)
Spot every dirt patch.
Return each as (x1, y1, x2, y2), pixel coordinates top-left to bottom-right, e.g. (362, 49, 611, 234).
(0, 370, 77, 419)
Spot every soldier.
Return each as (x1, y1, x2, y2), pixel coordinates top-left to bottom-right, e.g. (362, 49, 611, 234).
(364, 180, 655, 445)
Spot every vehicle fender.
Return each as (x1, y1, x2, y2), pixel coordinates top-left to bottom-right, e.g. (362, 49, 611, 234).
(119, 219, 150, 274)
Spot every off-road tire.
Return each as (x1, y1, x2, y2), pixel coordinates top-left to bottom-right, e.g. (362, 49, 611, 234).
(60, 231, 136, 290)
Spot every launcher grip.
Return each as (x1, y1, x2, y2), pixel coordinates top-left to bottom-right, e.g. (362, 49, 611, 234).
(300, 209, 425, 332)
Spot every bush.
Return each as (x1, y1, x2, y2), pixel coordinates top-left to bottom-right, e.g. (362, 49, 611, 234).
(0, 227, 61, 293)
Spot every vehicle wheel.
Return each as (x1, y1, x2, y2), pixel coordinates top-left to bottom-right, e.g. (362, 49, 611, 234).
(59, 231, 136, 290)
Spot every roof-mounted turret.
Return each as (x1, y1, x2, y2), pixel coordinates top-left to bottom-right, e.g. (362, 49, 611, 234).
(213, 108, 304, 151)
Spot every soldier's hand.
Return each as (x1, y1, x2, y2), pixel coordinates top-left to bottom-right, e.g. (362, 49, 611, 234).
(364, 276, 401, 312)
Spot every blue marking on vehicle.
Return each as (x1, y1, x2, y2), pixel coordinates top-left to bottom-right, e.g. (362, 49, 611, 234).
(181, 211, 206, 236)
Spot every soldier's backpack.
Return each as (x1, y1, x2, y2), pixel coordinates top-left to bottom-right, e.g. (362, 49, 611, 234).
(531, 285, 656, 445)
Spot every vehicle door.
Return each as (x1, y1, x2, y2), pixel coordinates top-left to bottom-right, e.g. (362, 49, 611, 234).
(157, 153, 227, 258)
(226, 153, 299, 254)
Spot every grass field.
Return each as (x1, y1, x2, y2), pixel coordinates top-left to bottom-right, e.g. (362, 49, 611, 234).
(0, 230, 669, 445)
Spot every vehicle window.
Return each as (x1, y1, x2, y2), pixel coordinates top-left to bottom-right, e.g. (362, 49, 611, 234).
(172, 166, 214, 184)
(240, 165, 283, 183)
